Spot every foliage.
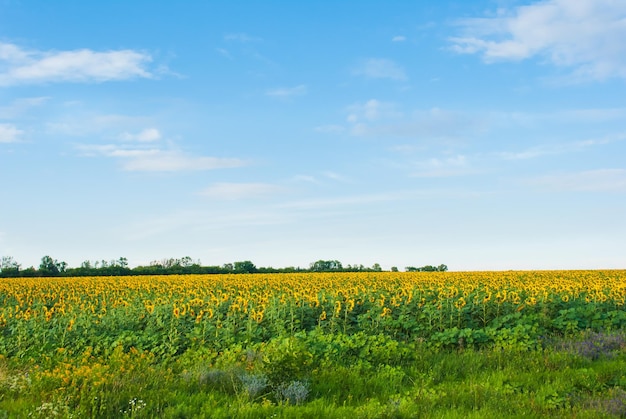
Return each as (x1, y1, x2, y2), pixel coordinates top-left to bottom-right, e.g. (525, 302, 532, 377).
(0, 256, 406, 277)
(405, 264, 448, 272)
(0, 270, 625, 417)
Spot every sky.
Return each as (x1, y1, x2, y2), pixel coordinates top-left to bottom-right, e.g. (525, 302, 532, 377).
(1, 0, 625, 271)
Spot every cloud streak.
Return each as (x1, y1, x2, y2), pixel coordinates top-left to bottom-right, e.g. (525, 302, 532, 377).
(200, 182, 283, 200)
(266, 84, 307, 98)
(76, 144, 246, 172)
(0, 42, 155, 86)
(353, 58, 407, 81)
(346, 102, 479, 140)
(119, 128, 162, 142)
(526, 169, 626, 192)
(223, 33, 262, 43)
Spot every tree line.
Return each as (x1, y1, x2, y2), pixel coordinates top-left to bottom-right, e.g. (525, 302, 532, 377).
(0, 255, 447, 278)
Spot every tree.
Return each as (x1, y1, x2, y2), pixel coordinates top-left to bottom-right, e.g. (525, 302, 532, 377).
(234, 260, 257, 273)
(0, 256, 20, 276)
(309, 260, 343, 272)
(39, 255, 66, 276)
(180, 256, 195, 268)
(405, 264, 448, 272)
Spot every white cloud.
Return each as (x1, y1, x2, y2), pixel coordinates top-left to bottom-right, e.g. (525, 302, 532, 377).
(200, 182, 283, 200)
(527, 169, 626, 192)
(215, 48, 232, 59)
(346, 103, 478, 139)
(450, 0, 626, 81)
(346, 99, 402, 123)
(292, 175, 319, 184)
(48, 113, 153, 137)
(353, 58, 407, 81)
(410, 155, 477, 178)
(322, 171, 350, 182)
(0, 97, 49, 119)
(119, 128, 161, 142)
(123, 152, 244, 172)
(223, 33, 262, 43)
(290, 171, 349, 185)
(266, 84, 307, 98)
(392, 36, 406, 42)
(0, 42, 154, 86)
(0, 124, 23, 143)
(496, 134, 621, 160)
(276, 191, 409, 211)
(76, 144, 246, 172)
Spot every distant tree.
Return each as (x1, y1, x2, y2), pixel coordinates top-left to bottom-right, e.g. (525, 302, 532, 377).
(371, 263, 382, 272)
(39, 255, 66, 276)
(20, 266, 38, 277)
(391, 266, 399, 272)
(0, 256, 21, 276)
(234, 260, 257, 273)
(309, 260, 343, 272)
(405, 264, 448, 272)
(180, 256, 194, 268)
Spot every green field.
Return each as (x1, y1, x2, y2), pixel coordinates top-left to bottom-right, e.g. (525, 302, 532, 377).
(1, 271, 626, 418)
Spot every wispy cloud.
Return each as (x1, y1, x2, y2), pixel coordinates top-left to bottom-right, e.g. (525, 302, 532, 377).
(449, 0, 626, 81)
(526, 169, 626, 192)
(275, 191, 413, 211)
(76, 144, 246, 172)
(215, 48, 233, 59)
(48, 113, 153, 138)
(346, 103, 478, 140)
(0, 42, 155, 86)
(223, 33, 262, 43)
(290, 171, 350, 185)
(266, 84, 307, 98)
(0, 97, 49, 119)
(496, 134, 622, 160)
(353, 58, 407, 81)
(0, 123, 23, 143)
(119, 128, 162, 142)
(200, 182, 283, 200)
(347, 99, 403, 123)
(392, 36, 406, 42)
(410, 154, 478, 178)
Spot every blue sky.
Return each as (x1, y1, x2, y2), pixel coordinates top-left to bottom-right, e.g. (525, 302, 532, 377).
(1, 0, 625, 271)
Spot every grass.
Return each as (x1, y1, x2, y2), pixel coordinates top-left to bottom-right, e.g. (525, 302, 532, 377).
(1, 330, 626, 418)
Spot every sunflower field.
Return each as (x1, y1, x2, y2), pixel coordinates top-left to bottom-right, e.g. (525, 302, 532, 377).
(1, 271, 626, 417)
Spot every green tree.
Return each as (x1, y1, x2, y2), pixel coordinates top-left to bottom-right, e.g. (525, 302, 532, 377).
(39, 255, 66, 276)
(234, 260, 257, 273)
(405, 264, 448, 272)
(309, 260, 343, 272)
(0, 256, 20, 276)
